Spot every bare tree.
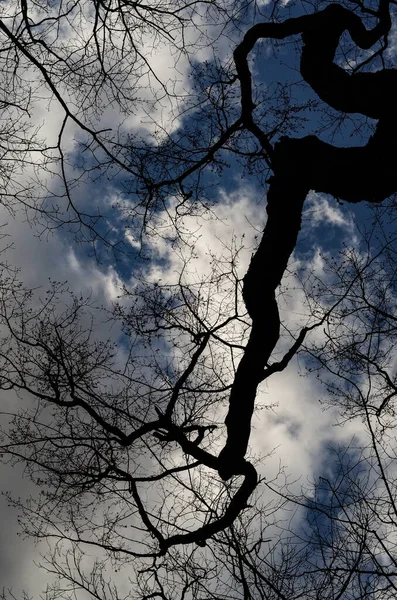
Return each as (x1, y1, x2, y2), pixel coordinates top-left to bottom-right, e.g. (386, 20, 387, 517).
(2, 0, 397, 598)
(0, 0, 237, 243)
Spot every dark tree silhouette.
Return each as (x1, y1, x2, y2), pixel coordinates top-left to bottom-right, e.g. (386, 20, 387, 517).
(0, 0, 234, 243)
(2, 1, 397, 598)
(218, 0, 397, 479)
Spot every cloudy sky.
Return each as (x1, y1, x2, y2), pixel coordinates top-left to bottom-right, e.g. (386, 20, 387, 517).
(0, 1, 396, 598)
(0, 178, 362, 597)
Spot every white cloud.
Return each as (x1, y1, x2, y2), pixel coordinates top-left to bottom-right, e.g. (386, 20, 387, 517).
(305, 191, 355, 230)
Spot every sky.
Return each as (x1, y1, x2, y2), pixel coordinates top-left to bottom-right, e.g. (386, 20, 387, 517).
(0, 1, 396, 598)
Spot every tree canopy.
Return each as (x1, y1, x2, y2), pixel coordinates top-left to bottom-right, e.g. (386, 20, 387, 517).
(1, 0, 397, 598)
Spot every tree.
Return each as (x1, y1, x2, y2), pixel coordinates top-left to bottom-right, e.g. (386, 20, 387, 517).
(1, 0, 397, 598)
(0, 0, 236, 243)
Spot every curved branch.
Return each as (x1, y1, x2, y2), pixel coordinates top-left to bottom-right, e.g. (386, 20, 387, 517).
(219, 0, 396, 479)
(233, 0, 393, 177)
(161, 460, 257, 550)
